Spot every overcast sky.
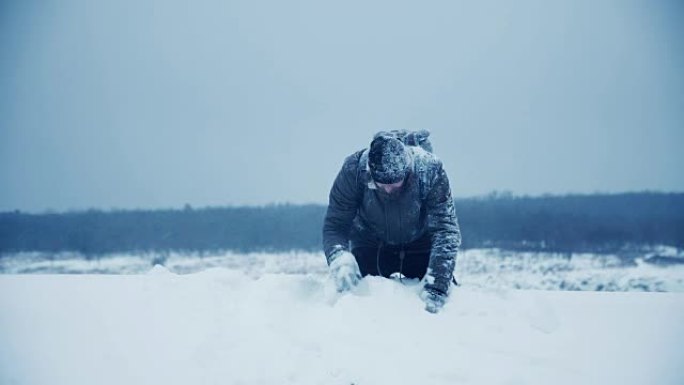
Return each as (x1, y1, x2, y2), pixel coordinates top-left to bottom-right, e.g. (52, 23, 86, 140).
(1, 0, 682, 212)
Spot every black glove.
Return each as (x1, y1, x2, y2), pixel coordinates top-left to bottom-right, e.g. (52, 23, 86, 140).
(420, 286, 447, 314)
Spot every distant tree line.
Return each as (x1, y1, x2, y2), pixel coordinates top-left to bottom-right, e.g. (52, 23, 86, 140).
(456, 192, 683, 252)
(0, 193, 682, 257)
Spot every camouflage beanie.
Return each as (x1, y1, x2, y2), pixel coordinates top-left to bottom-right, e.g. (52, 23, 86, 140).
(368, 135, 411, 184)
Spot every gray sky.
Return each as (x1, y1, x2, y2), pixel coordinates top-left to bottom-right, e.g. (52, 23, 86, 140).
(1, 0, 683, 212)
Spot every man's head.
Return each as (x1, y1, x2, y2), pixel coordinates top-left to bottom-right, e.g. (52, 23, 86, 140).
(368, 135, 411, 190)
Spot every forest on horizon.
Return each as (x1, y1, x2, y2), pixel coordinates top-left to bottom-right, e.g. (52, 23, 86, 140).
(1, 192, 682, 257)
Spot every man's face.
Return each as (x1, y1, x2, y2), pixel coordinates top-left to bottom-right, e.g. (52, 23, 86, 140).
(375, 179, 405, 194)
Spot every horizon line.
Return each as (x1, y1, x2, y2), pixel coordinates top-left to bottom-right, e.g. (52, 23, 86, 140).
(2, 189, 683, 215)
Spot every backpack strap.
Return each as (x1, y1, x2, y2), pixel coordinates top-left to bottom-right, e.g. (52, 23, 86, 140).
(354, 149, 369, 205)
(409, 147, 431, 201)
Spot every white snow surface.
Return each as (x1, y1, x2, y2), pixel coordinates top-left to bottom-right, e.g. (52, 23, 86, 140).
(1, 267, 684, 384)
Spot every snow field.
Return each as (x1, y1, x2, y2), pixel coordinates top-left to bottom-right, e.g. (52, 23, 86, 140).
(1, 268, 683, 385)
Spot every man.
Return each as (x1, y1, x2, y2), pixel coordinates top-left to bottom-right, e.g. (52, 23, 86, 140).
(322, 130, 461, 313)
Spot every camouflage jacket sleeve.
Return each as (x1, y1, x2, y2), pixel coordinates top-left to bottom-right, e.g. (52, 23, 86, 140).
(322, 152, 362, 264)
(424, 162, 462, 295)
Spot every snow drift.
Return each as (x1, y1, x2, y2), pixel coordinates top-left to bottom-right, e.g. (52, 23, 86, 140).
(2, 247, 683, 292)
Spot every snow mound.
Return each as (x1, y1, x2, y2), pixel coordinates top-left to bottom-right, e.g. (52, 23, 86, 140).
(1, 272, 683, 385)
(147, 264, 174, 275)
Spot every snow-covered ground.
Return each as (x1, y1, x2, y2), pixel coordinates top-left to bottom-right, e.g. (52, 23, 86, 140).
(1, 248, 684, 384)
(1, 268, 683, 385)
(2, 247, 683, 292)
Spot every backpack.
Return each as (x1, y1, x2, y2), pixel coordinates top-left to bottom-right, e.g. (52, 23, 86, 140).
(372, 129, 433, 153)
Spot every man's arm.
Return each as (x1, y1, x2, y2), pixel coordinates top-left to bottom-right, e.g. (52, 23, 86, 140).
(322, 153, 362, 264)
(424, 162, 462, 296)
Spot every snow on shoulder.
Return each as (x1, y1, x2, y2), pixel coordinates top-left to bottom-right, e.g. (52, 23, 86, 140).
(1, 271, 683, 385)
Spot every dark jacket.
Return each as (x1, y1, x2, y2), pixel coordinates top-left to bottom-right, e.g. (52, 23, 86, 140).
(322, 145, 461, 294)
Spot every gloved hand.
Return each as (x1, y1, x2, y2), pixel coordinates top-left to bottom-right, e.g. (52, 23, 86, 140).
(329, 251, 362, 292)
(420, 286, 447, 314)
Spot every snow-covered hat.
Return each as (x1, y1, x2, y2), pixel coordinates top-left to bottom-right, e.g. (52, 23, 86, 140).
(368, 135, 411, 184)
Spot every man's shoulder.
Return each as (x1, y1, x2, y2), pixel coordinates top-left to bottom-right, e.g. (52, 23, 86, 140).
(408, 146, 443, 171)
(341, 148, 368, 172)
